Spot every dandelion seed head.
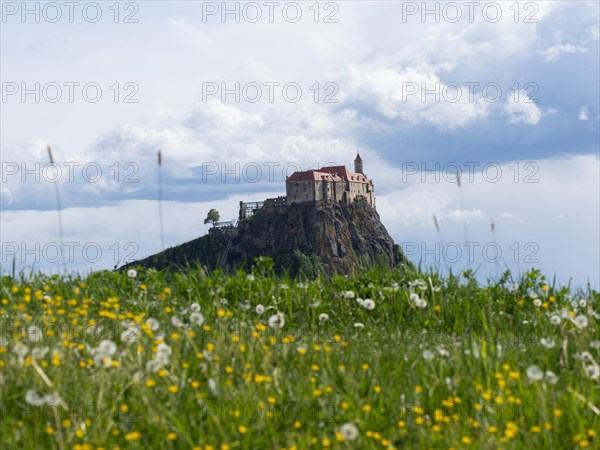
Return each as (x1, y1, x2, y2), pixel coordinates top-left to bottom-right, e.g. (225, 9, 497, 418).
(98, 340, 117, 356)
(339, 423, 359, 441)
(171, 316, 184, 328)
(190, 312, 204, 326)
(25, 390, 44, 406)
(545, 371, 558, 384)
(362, 299, 375, 310)
(268, 312, 285, 329)
(573, 315, 589, 329)
(584, 364, 599, 380)
(526, 365, 544, 381)
(540, 338, 555, 349)
(146, 318, 160, 331)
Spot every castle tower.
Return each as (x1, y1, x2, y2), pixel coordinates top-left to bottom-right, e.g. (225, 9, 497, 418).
(354, 153, 363, 174)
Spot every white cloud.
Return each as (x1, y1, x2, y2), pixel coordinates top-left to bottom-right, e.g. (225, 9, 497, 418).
(540, 44, 588, 62)
(504, 92, 543, 125)
(339, 64, 490, 130)
(579, 107, 589, 121)
(498, 212, 523, 224)
(446, 209, 488, 223)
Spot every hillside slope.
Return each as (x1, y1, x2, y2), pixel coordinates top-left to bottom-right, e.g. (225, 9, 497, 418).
(122, 197, 411, 275)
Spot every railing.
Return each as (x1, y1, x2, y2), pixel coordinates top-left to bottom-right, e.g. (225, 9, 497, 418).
(213, 219, 238, 228)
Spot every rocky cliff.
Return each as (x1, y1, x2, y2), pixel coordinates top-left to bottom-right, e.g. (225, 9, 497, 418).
(122, 197, 411, 276)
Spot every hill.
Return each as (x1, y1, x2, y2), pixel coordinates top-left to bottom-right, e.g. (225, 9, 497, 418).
(122, 197, 412, 276)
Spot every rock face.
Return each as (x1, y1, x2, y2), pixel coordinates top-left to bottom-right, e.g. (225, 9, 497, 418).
(229, 197, 407, 274)
(122, 197, 410, 275)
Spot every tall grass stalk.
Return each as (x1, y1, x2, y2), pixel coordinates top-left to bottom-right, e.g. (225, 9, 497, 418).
(47, 146, 66, 272)
(158, 149, 165, 251)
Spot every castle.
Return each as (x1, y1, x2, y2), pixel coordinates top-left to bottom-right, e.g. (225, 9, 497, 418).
(238, 154, 375, 221)
(285, 154, 375, 208)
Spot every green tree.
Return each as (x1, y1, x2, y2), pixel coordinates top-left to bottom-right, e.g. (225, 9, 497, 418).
(204, 208, 220, 226)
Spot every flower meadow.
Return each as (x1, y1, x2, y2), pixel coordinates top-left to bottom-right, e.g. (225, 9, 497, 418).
(1, 261, 599, 449)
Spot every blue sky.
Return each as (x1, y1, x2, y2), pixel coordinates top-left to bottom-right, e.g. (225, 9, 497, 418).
(1, 1, 599, 287)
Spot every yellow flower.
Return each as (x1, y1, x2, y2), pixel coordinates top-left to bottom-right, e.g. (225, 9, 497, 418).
(311, 364, 319, 371)
(504, 429, 516, 438)
(238, 426, 248, 434)
(488, 426, 498, 433)
(168, 385, 179, 394)
(553, 409, 563, 417)
(531, 426, 541, 433)
(145, 379, 156, 388)
(125, 431, 141, 441)
(461, 437, 472, 444)
(415, 385, 423, 394)
(340, 401, 349, 410)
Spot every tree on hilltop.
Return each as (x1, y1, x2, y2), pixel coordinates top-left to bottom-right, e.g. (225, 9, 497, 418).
(204, 209, 220, 226)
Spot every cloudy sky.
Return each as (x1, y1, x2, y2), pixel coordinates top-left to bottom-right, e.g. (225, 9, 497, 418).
(1, 1, 599, 288)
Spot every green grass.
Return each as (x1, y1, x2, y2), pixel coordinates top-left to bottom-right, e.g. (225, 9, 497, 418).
(0, 262, 598, 449)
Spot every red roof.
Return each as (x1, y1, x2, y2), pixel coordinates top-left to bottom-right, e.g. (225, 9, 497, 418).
(288, 165, 372, 184)
(287, 170, 343, 182)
